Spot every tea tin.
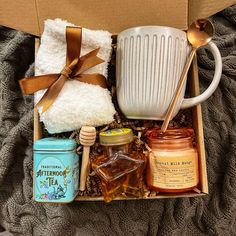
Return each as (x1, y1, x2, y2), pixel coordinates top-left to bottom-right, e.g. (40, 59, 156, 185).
(33, 138, 79, 203)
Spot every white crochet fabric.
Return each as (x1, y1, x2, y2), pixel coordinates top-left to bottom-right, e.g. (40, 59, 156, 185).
(35, 19, 116, 134)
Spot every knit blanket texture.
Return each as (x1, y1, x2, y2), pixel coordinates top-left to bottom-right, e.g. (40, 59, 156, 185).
(0, 6, 235, 236)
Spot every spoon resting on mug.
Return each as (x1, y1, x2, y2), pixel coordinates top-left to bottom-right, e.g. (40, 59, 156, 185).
(161, 19, 214, 132)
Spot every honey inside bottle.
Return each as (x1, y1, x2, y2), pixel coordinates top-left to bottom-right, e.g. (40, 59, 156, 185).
(95, 152, 143, 202)
(122, 151, 146, 197)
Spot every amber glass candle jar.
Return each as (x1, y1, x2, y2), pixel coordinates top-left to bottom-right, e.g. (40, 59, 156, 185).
(146, 128, 199, 193)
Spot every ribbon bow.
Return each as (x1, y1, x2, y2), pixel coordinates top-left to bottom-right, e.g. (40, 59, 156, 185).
(19, 26, 107, 112)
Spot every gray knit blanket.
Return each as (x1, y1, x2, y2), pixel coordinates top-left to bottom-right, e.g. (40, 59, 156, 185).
(0, 6, 236, 236)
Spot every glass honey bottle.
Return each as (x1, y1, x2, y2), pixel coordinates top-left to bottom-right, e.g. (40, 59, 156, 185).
(93, 128, 145, 202)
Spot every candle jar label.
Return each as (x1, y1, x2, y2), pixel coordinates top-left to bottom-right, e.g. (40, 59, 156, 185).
(148, 150, 198, 189)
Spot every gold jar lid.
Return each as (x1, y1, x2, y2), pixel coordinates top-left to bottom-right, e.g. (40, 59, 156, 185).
(99, 128, 134, 146)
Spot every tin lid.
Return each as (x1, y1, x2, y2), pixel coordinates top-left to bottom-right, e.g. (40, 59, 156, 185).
(34, 138, 77, 151)
(99, 128, 134, 146)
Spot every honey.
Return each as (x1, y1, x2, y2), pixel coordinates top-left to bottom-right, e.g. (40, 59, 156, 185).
(93, 128, 145, 202)
(146, 128, 199, 193)
(95, 152, 144, 202)
(122, 151, 146, 196)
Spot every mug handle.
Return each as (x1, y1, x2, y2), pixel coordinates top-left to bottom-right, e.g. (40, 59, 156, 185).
(180, 41, 222, 109)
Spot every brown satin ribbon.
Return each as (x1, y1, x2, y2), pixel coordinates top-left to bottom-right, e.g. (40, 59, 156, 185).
(19, 26, 107, 112)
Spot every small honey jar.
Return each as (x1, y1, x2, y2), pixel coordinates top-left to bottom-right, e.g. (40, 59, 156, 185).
(93, 128, 145, 202)
(33, 138, 80, 203)
(146, 128, 199, 193)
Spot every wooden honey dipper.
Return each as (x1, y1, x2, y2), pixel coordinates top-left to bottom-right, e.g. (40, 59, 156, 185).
(79, 126, 96, 191)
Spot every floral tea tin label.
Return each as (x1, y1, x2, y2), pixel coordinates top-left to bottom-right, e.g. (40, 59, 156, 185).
(33, 138, 79, 203)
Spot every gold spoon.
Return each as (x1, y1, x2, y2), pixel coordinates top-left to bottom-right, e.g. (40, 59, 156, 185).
(161, 19, 214, 133)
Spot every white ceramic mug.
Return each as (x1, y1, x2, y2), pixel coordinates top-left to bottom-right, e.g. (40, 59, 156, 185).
(116, 26, 222, 120)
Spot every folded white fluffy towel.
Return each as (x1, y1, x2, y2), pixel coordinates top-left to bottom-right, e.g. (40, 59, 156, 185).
(35, 19, 116, 134)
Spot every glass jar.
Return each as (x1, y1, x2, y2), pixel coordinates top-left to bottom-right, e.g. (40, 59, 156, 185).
(92, 128, 134, 170)
(92, 128, 145, 202)
(146, 128, 199, 193)
(99, 128, 134, 157)
(34, 138, 79, 203)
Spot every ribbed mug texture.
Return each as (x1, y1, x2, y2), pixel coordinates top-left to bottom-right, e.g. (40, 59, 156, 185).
(116, 26, 191, 120)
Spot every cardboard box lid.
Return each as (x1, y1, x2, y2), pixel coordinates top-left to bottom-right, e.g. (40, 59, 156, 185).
(0, 0, 235, 36)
